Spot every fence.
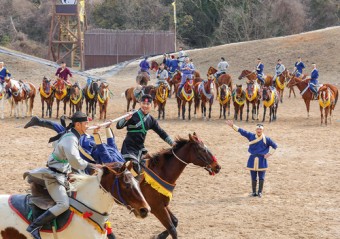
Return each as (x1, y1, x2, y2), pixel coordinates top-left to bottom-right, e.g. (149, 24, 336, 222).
(84, 29, 175, 69)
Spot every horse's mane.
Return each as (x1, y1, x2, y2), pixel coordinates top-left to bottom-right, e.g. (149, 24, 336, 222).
(148, 137, 191, 167)
(69, 172, 101, 191)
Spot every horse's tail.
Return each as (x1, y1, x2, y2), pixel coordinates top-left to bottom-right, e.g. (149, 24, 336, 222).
(334, 88, 338, 107)
(124, 89, 129, 98)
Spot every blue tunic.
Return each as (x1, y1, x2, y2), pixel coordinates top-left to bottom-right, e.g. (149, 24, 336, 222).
(169, 59, 179, 74)
(237, 128, 278, 171)
(0, 68, 11, 83)
(294, 61, 305, 77)
(139, 60, 150, 71)
(310, 69, 319, 85)
(180, 63, 195, 85)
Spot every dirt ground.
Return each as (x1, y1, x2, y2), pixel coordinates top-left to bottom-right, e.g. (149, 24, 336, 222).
(0, 27, 340, 239)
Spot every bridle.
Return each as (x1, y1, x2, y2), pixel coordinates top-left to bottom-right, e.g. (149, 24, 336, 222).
(171, 143, 217, 173)
(240, 70, 256, 80)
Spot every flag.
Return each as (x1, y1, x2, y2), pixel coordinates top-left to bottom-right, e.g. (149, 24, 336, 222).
(172, 1, 177, 24)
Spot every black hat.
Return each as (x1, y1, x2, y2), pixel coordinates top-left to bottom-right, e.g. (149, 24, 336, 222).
(70, 111, 89, 123)
(141, 94, 153, 103)
(221, 57, 225, 61)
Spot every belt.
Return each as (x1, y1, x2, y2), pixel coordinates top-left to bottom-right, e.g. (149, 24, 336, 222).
(48, 166, 66, 175)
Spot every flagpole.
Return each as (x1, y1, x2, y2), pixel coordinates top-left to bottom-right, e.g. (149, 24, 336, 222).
(172, 1, 177, 51)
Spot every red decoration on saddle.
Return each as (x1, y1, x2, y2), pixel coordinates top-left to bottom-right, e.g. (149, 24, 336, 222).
(83, 211, 93, 219)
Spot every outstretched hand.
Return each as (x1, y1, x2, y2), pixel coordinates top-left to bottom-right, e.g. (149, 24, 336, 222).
(125, 112, 134, 121)
(93, 126, 101, 134)
(226, 120, 234, 128)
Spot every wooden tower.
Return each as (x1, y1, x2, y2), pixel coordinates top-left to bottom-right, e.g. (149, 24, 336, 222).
(48, 0, 87, 70)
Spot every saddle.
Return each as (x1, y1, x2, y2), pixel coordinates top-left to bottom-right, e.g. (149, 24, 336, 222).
(10, 173, 109, 233)
(19, 80, 31, 97)
(133, 85, 145, 102)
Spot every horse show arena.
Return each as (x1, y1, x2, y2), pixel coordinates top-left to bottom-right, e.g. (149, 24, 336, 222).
(0, 27, 340, 239)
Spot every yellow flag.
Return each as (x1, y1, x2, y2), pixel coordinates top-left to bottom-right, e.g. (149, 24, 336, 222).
(79, 0, 85, 23)
(172, 1, 177, 24)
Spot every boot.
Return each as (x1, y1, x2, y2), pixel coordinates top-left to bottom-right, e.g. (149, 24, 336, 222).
(24, 116, 54, 130)
(251, 180, 258, 197)
(107, 232, 116, 239)
(258, 180, 264, 198)
(26, 210, 56, 239)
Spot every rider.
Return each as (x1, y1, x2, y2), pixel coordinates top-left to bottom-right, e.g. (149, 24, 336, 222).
(139, 56, 151, 76)
(178, 46, 187, 67)
(272, 59, 285, 87)
(0, 62, 12, 98)
(226, 121, 278, 198)
(154, 63, 170, 90)
(310, 63, 319, 99)
(293, 56, 306, 78)
(24, 116, 125, 165)
(116, 94, 174, 176)
(177, 57, 195, 97)
(25, 112, 96, 239)
(255, 58, 265, 85)
(215, 57, 229, 80)
(168, 55, 179, 78)
(55, 61, 72, 86)
(162, 53, 171, 70)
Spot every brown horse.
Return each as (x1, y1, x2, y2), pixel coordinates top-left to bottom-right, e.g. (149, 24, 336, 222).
(232, 85, 246, 121)
(141, 133, 221, 239)
(194, 76, 215, 120)
(136, 72, 150, 86)
(176, 78, 194, 120)
(273, 69, 290, 103)
(39, 77, 54, 118)
(98, 82, 110, 120)
(262, 86, 279, 122)
(155, 83, 169, 120)
(5, 78, 36, 119)
(83, 79, 99, 119)
(124, 85, 155, 112)
(167, 71, 181, 97)
(318, 85, 338, 125)
(238, 69, 273, 86)
(245, 81, 261, 122)
(69, 83, 83, 117)
(208, 66, 233, 98)
(54, 78, 70, 119)
(218, 84, 231, 119)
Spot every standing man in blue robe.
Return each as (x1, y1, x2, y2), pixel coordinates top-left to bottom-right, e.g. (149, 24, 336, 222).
(226, 120, 278, 197)
(293, 56, 306, 77)
(310, 63, 319, 99)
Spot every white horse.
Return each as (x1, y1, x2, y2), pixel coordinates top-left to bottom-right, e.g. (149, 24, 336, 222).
(0, 163, 150, 239)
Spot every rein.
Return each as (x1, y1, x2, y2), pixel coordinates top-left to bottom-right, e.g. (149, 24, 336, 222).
(240, 71, 256, 80)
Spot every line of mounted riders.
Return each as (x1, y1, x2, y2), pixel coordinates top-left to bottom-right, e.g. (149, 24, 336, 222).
(128, 58, 338, 125)
(0, 76, 111, 120)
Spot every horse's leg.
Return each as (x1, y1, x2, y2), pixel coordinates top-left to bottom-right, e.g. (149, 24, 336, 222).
(188, 101, 192, 120)
(305, 99, 311, 118)
(227, 100, 230, 116)
(69, 102, 72, 117)
(262, 106, 266, 122)
(320, 106, 323, 125)
(281, 89, 284, 103)
(182, 101, 186, 120)
(246, 101, 249, 122)
(41, 99, 44, 118)
(132, 100, 137, 110)
(223, 104, 226, 120)
(56, 100, 59, 119)
(257, 101, 260, 120)
(240, 105, 244, 121)
(208, 102, 212, 120)
(153, 207, 178, 239)
(219, 104, 222, 119)
(157, 207, 179, 239)
(269, 106, 273, 122)
(0, 97, 4, 119)
(163, 103, 166, 120)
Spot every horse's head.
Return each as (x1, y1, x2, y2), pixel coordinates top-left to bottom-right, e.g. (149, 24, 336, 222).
(207, 66, 217, 75)
(262, 86, 271, 101)
(219, 84, 229, 98)
(91, 80, 99, 95)
(55, 78, 65, 92)
(319, 86, 329, 101)
(100, 162, 150, 218)
(150, 61, 159, 71)
(173, 133, 221, 175)
(70, 84, 79, 98)
(238, 70, 248, 80)
(246, 82, 255, 96)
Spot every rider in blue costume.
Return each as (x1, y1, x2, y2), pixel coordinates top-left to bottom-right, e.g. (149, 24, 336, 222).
(294, 56, 306, 77)
(226, 120, 278, 197)
(310, 63, 319, 99)
(255, 58, 265, 85)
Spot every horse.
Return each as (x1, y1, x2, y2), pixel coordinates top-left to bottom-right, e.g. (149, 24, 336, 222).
(208, 66, 233, 99)
(154, 83, 169, 120)
(167, 71, 181, 97)
(238, 69, 273, 87)
(53, 78, 70, 119)
(194, 76, 215, 120)
(245, 81, 261, 122)
(273, 69, 290, 103)
(5, 78, 36, 119)
(83, 79, 99, 119)
(124, 85, 155, 112)
(136, 72, 150, 86)
(287, 77, 339, 118)
(232, 85, 246, 121)
(175, 78, 194, 120)
(69, 83, 83, 117)
(141, 133, 221, 239)
(98, 82, 110, 120)
(261, 86, 279, 122)
(218, 84, 231, 119)
(318, 85, 338, 125)
(39, 77, 54, 118)
(0, 162, 150, 239)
